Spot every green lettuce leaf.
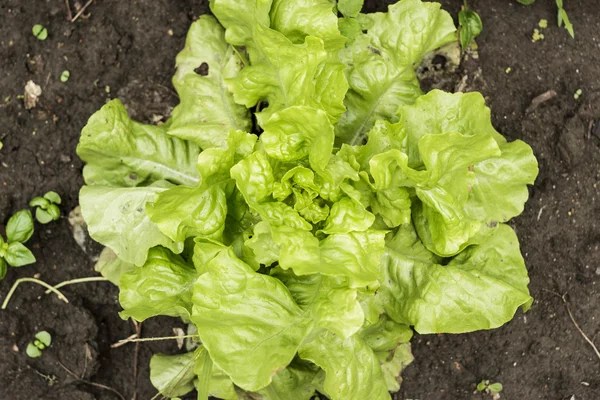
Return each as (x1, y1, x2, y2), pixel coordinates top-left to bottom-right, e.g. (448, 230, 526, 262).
(257, 359, 325, 400)
(119, 247, 197, 321)
(191, 242, 313, 391)
(271, 226, 386, 287)
(168, 15, 252, 148)
(94, 247, 135, 285)
(193, 346, 240, 400)
(272, 268, 365, 338)
(262, 106, 334, 172)
(336, 0, 456, 144)
(147, 130, 257, 243)
(338, 0, 364, 18)
(397, 90, 505, 169)
(464, 139, 538, 223)
(378, 223, 532, 333)
(77, 99, 200, 187)
(270, 0, 346, 52)
(322, 197, 375, 234)
(150, 351, 198, 398)
(299, 330, 391, 400)
(359, 315, 414, 392)
(212, 0, 347, 124)
(377, 343, 414, 392)
(80, 184, 184, 266)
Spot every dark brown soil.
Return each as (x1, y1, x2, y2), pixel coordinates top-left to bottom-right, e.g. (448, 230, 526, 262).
(1, 1, 599, 399)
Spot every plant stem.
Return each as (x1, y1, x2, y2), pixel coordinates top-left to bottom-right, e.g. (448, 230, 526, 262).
(43, 276, 109, 294)
(1, 277, 69, 309)
(116, 334, 199, 345)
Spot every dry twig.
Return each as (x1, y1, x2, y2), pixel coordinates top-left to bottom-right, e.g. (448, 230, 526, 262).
(71, 0, 94, 23)
(64, 0, 73, 20)
(57, 360, 126, 400)
(542, 289, 600, 362)
(561, 294, 600, 361)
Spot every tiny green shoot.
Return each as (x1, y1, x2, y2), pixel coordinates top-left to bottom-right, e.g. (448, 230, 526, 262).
(516, 0, 535, 5)
(556, 0, 574, 38)
(0, 210, 36, 279)
(458, 1, 482, 51)
(32, 25, 48, 41)
(60, 70, 71, 83)
(574, 89, 582, 100)
(29, 191, 62, 224)
(538, 19, 548, 28)
(26, 331, 52, 358)
(477, 380, 503, 394)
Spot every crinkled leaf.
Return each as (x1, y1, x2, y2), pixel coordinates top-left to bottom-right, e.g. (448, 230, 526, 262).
(359, 315, 412, 352)
(272, 227, 386, 287)
(77, 99, 200, 187)
(412, 131, 500, 256)
(258, 359, 325, 400)
(94, 247, 135, 286)
(378, 223, 532, 333)
(397, 90, 503, 169)
(322, 197, 375, 234)
(270, 0, 346, 52)
(80, 184, 184, 266)
(262, 106, 334, 172)
(6, 209, 34, 244)
(230, 151, 275, 203)
(191, 242, 312, 391)
(272, 268, 365, 338)
(147, 185, 228, 242)
(336, 0, 456, 144)
(464, 139, 538, 223)
(377, 343, 413, 392)
(209, 0, 273, 49)
(338, 0, 364, 18)
(119, 247, 197, 321)
(4, 242, 36, 267)
(299, 330, 391, 400)
(213, 0, 347, 124)
(169, 16, 252, 148)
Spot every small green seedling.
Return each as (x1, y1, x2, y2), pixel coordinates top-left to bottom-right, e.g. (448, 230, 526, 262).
(32, 24, 48, 41)
(26, 331, 52, 358)
(458, 0, 482, 51)
(0, 210, 36, 280)
(556, 0, 574, 38)
(60, 70, 70, 83)
(517, 0, 574, 38)
(29, 191, 62, 224)
(477, 380, 503, 395)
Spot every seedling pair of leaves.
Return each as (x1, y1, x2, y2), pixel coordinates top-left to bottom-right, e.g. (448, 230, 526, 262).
(29, 191, 62, 224)
(26, 331, 52, 358)
(0, 210, 36, 279)
(477, 380, 503, 394)
(517, 0, 574, 38)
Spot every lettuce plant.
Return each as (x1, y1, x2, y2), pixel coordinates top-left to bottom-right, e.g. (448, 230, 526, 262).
(76, 0, 538, 398)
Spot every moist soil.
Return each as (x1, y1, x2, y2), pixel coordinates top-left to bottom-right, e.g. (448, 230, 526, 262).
(0, 1, 599, 399)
